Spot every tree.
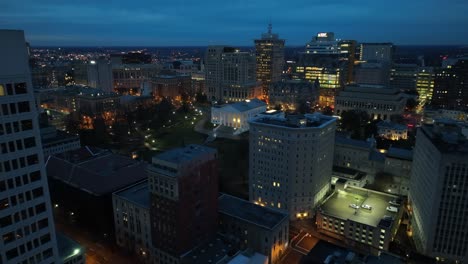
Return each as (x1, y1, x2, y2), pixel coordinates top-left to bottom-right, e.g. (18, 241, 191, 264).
(340, 110, 370, 139)
(405, 98, 418, 112)
(322, 106, 334, 116)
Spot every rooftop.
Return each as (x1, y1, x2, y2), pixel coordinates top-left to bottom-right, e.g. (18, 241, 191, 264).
(46, 147, 148, 196)
(387, 147, 413, 161)
(114, 180, 150, 209)
(181, 235, 238, 264)
(213, 99, 267, 112)
(335, 135, 373, 149)
(218, 194, 288, 230)
(421, 121, 468, 154)
(319, 187, 400, 228)
(153, 144, 217, 166)
(249, 113, 336, 129)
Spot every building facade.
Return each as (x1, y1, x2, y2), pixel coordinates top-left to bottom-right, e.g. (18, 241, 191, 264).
(390, 64, 417, 92)
(409, 120, 468, 263)
(268, 79, 318, 111)
(432, 58, 468, 109)
(295, 53, 348, 107)
(211, 99, 267, 134)
(0, 30, 60, 264)
(334, 84, 406, 120)
(87, 57, 113, 93)
(218, 194, 289, 264)
(248, 113, 337, 219)
(113, 181, 152, 263)
(377, 121, 408, 141)
(147, 145, 219, 264)
(205, 46, 260, 102)
(359, 43, 394, 62)
(416, 67, 435, 108)
(254, 24, 285, 101)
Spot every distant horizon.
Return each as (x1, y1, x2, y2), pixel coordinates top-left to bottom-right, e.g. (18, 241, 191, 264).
(29, 44, 468, 48)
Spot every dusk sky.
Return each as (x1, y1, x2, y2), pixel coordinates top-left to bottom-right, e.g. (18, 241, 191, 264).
(1, 0, 468, 46)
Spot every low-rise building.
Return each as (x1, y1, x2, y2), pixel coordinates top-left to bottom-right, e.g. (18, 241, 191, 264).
(268, 80, 318, 111)
(335, 84, 406, 120)
(377, 121, 408, 140)
(383, 147, 413, 196)
(46, 147, 148, 239)
(113, 181, 152, 263)
(331, 166, 368, 188)
(218, 194, 289, 264)
(422, 108, 468, 124)
(211, 99, 267, 134)
(317, 186, 402, 254)
(152, 74, 192, 100)
(40, 125, 81, 158)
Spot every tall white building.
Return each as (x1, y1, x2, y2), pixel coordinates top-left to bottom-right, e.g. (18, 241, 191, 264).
(409, 120, 468, 263)
(0, 30, 59, 263)
(248, 113, 337, 219)
(205, 46, 260, 102)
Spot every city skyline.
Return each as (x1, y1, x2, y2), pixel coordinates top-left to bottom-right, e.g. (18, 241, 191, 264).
(2, 0, 468, 46)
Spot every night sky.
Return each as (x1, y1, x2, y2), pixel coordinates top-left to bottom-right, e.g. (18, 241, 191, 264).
(1, 0, 468, 46)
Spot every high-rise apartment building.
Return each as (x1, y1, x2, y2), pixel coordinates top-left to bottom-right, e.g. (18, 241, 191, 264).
(409, 120, 468, 263)
(255, 24, 285, 101)
(359, 43, 394, 62)
(416, 67, 435, 108)
(0, 30, 59, 263)
(205, 46, 260, 102)
(432, 58, 468, 109)
(248, 113, 337, 219)
(147, 145, 218, 264)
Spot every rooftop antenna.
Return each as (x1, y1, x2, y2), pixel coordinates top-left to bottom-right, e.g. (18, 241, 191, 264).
(268, 21, 272, 34)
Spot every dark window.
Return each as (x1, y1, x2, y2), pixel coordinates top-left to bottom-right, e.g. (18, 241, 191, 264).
(40, 234, 51, 244)
(14, 83, 27, 94)
(0, 215, 12, 227)
(27, 154, 38, 165)
(6, 83, 13, 95)
(16, 139, 23, 150)
(13, 121, 20, 132)
(21, 120, 33, 131)
(35, 203, 46, 214)
(1, 143, 7, 153)
(24, 137, 36, 148)
(18, 101, 30, 113)
(1, 104, 8, 115)
(32, 187, 43, 198)
(0, 180, 5, 191)
(5, 248, 18, 260)
(5, 123, 11, 133)
(38, 218, 48, 229)
(9, 103, 17, 114)
(30, 171, 41, 182)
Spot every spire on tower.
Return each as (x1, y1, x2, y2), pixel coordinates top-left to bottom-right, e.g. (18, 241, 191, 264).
(268, 22, 272, 34)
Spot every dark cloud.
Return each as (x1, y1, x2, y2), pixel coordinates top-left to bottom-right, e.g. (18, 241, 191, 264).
(0, 0, 467, 45)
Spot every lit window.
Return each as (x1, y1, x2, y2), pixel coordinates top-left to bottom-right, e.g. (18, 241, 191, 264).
(0, 85, 4, 96)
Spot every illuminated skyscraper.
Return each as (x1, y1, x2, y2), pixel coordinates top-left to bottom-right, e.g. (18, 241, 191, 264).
(359, 43, 394, 62)
(0, 30, 59, 264)
(296, 33, 354, 107)
(255, 24, 285, 101)
(416, 67, 435, 108)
